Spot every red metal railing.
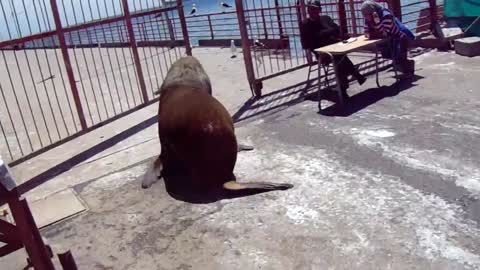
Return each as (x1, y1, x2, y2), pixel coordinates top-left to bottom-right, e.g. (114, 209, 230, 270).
(0, 0, 190, 165)
(235, 0, 441, 96)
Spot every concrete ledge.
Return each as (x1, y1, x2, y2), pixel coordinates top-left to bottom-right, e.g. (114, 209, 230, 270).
(455, 37, 480, 57)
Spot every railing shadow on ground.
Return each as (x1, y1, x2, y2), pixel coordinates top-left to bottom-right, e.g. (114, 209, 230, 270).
(17, 116, 158, 195)
(233, 47, 432, 123)
(312, 74, 425, 117)
(231, 63, 391, 123)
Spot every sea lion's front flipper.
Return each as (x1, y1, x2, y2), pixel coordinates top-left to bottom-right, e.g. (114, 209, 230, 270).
(237, 143, 254, 152)
(141, 156, 163, 189)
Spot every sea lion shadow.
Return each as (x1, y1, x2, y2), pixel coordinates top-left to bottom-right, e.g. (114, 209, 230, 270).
(161, 171, 280, 204)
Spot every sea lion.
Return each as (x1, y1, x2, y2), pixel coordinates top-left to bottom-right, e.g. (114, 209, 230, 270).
(141, 56, 292, 197)
(154, 56, 253, 153)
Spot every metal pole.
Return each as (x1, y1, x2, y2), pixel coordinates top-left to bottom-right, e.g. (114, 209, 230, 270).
(298, 0, 312, 64)
(387, 0, 402, 21)
(274, 0, 284, 38)
(49, 0, 87, 130)
(428, 0, 438, 29)
(348, 0, 358, 36)
(122, 0, 149, 103)
(9, 198, 55, 269)
(261, 9, 268, 39)
(208, 15, 214, 40)
(176, 0, 192, 55)
(235, 0, 260, 96)
(338, 0, 348, 39)
(58, 250, 79, 270)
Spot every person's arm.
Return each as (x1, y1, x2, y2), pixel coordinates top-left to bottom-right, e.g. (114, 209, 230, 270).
(364, 21, 371, 38)
(380, 14, 406, 38)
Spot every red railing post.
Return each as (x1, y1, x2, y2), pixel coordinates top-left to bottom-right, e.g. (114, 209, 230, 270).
(165, 12, 176, 41)
(428, 0, 438, 27)
(49, 0, 87, 130)
(274, 0, 284, 38)
(348, 0, 358, 36)
(235, 0, 261, 96)
(176, 0, 192, 56)
(9, 198, 55, 270)
(297, 0, 313, 64)
(208, 15, 214, 40)
(387, 0, 402, 21)
(261, 9, 269, 39)
(338, 0, 349, 38)
(121, 0, 149, 103)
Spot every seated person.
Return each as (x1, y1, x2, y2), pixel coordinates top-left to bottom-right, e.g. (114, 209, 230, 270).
(300, 0, 366, 100)
(361, 0, 415, 75)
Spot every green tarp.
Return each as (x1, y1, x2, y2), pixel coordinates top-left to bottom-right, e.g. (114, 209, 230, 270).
(444, 0, 480, 36)
(444, 0, 480, 17)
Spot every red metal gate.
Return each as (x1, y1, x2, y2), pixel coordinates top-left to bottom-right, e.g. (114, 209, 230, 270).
(0, 0, 191, 166)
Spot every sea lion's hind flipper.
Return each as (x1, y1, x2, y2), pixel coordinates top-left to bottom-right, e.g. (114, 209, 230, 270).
(141, 156, 163, 189)
(237, 143, 254, 152)
(223, 181, 293, 192)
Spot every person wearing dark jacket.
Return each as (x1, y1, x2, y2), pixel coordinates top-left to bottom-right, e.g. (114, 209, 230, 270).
(300, 0, 366, 99)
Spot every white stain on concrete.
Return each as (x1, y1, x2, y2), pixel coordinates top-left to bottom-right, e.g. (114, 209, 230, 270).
(352, 128, 396, 146)
(434, 62, 455, 67)
(417, 227, 480, 267)
(286, 205, 319, 225)
(440, 122, 480, 135)
(363, 129, 396, 138)
(254, 118, 265, 125)
(350, 128, 480, 196)
(381, 146, 480, 195)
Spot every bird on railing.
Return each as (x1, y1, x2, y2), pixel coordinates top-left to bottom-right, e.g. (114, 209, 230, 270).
(190, 3, 197, 16)
(220, 1, 232, 13)
(254, 39, 267, 49)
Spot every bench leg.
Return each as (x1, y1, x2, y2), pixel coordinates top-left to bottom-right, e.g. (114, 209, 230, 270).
(375, 49, 381, 88)
(317, 61, 323, 111)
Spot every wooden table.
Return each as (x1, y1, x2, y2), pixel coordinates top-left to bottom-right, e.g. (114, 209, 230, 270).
(314, 36, 393, 110)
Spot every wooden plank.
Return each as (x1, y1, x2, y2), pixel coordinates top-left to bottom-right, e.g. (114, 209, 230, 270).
(0, 242, 23, 257)
(315, 36, 387, 55)
(0, 220, 17, 236)
(0, 233, 20, 245)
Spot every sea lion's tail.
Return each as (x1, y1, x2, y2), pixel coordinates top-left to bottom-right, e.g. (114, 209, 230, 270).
(223, 181, 293, 195)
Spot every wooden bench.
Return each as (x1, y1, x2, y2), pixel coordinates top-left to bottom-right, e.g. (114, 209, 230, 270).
(0, 157, 77, 269)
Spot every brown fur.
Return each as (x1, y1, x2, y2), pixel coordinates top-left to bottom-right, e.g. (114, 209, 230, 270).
(154, 56, 211, 96)
(142, 56, 292, 198)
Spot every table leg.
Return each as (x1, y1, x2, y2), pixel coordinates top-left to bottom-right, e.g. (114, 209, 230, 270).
(328, 53, 344, 109)
(317, 60, 323, 111)
(375, 49, 381, 88)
